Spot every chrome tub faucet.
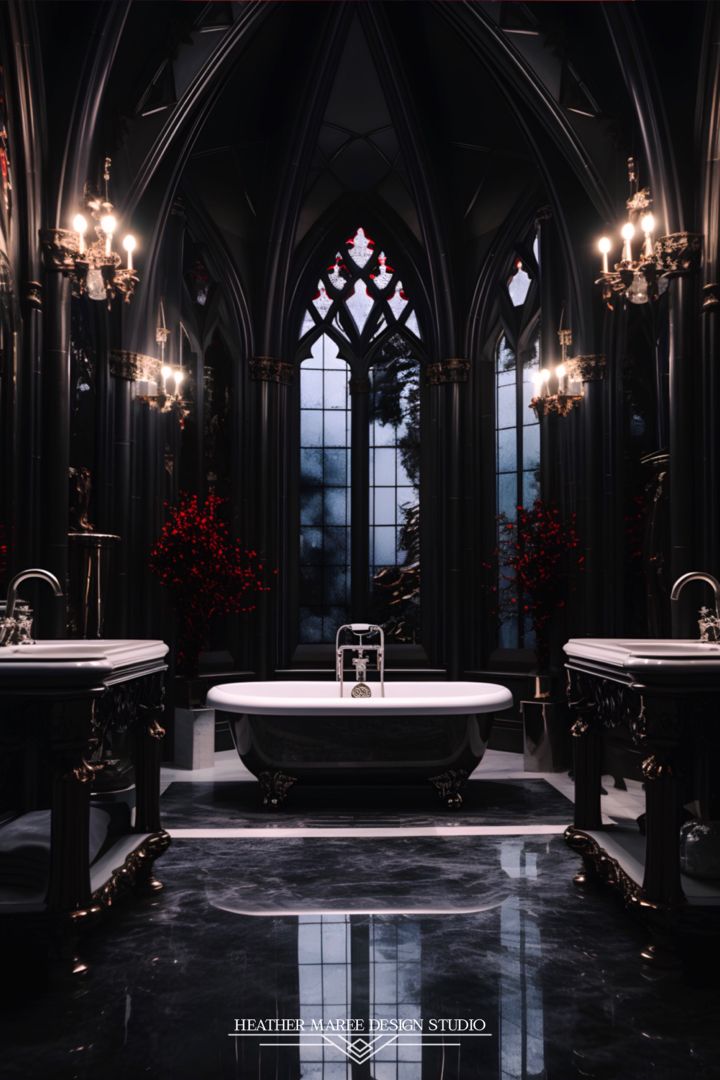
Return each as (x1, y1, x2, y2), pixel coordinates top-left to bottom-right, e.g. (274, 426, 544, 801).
(335, 623, 385, 697)
(670, 572, 720, 642)
(0, 568, 64, 646)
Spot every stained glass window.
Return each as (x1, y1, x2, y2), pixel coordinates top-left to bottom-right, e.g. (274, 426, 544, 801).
(496, 333, 541, 648)
(298, 227, 422, 645)
(369, 348, 420, 642)
(299, 336, 351, 644)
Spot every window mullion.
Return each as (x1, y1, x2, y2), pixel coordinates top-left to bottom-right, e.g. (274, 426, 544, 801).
(350, 366, 371, 620)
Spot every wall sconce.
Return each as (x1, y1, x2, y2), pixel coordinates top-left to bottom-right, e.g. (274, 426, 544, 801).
(134, 302, 189, 425)
(67, 158, 139, 305)
(530, 328, 584, 418)
(595, 157, 670, 307)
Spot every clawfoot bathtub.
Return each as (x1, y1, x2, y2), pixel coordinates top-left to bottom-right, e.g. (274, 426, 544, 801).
(207, 680, 512, 808)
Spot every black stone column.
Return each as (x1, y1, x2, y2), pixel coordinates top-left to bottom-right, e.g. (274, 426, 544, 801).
(427, 358, 469, 679)
(250, 358, 294, 677)
(577, 356, 607, 634)
(661, 234, 703, 636)
(39, 231, 73, 635)
(109, 349, 137, 636)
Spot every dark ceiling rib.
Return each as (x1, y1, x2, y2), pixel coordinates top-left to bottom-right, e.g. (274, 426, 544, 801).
(439, 1, 614, 224)
(435, 1, 604, 352)
(602, 3, 681, 233)
(259, 4, 350, 357)
(182, 178, 253, 358)
(465, 187, 543, 362)
(55, 0, 131, 224)
(6, 0, 46, 280)
(122, 1, 272, 219)
(359, 3, 454, 358)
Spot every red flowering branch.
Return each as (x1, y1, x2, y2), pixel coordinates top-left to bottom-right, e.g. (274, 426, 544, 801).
(497, 499, 584, 669)
(149, 493, 274, 678)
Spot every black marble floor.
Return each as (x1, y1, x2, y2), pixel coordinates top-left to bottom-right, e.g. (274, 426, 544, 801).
(1, 781, 719, 1079)
(160, 778, 574, 829)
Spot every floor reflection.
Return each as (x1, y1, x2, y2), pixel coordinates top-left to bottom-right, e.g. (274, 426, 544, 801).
(1, 831, 719, 1079)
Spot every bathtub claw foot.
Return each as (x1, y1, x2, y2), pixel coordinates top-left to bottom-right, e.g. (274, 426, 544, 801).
(429, 769, 468, 810)
(259, 770, 297, 810)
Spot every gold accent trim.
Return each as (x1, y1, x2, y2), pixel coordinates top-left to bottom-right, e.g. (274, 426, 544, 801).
(564, 826, 664, 912)
(109, 349, 161, 382)
(654, 231, 702, 275)
(572, 354, 606, 382)
(92, 830, 171, 909)
(641, 753, 673, 780)
(425, 358, 470, 385)
(250, 357, 294, 384)
(703, 282, 720, 313)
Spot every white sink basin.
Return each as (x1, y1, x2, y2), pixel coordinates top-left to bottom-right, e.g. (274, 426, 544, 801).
(0, 639, 168, 664)
(0, 639, 169, 691)
(565, 638, 720, 670)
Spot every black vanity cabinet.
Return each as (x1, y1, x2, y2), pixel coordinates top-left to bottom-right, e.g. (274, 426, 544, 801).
(0, 640, 170, 971)
(564, 638, 720, 936)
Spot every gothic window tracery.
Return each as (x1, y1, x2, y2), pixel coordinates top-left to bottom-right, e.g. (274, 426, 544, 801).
(298, 227, 422, 645)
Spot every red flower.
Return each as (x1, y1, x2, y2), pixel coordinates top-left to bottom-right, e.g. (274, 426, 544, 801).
(149, 493, 273, 678)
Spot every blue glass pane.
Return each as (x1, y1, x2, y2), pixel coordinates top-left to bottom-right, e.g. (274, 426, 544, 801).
(324, 526, 349, 562)
(300, 492, 322, 526)
(324, 370, 348, 409)
(497, 383, 515, 427)
(522, 423, 540, 471)
(497, 473, 518, 520)
(300, 529, 323, 564)
(324, 410, 348, 446)
(373, 448, 396, 484)
(301, 448, 322, 483)
(523, 471, 540, 506)
(323, 449, 348, 484)
(372, 487, 396, 525)
(372, 419, 395, 447)
(325, 568, 348, 604)
(372, 526, 396, 566)
(299, 611, 323, 643)
(301, 370, 323, 408)
(301, 410, 323, 447)
(324, 488, 348, 525)
(497, 428, 517, 472)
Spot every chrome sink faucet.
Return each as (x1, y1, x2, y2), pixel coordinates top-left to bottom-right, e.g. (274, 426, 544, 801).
(670, 572, 720, 642)
(0, 568, 64, 646)
(335, 623, 385, 697)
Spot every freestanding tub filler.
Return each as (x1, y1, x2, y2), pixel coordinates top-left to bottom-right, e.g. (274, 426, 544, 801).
(207, 679, 513, 808)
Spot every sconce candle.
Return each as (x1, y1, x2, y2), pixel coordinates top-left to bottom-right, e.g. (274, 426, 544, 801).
(73, 214, 87, 256)
(598, 236, 611, 275)
(621, 221, 635, 263)
(641, 213, 655, 258)
(100, 214, 116, 258)
(122, 234, 136, 271)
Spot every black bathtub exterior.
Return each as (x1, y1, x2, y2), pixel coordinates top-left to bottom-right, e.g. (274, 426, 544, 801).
(216, 710, 494, 808)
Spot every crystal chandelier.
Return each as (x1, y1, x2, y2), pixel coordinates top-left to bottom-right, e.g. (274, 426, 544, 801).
(69, 157, 138, 304)
(529, 328, 584, 418)
(595, 157, 669, 307)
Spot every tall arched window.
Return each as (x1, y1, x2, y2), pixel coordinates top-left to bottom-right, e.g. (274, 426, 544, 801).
(298, 227, 422, 645)
(495, 239, 541, 649)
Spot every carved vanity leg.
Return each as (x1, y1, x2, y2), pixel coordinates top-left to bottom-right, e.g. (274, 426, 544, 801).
(258, 770, 297, 809)
(429, 769, 468, 810)
(133, 677, 170, 892)
(641, 754, 684, 910)
(571, 714, 603, 832)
